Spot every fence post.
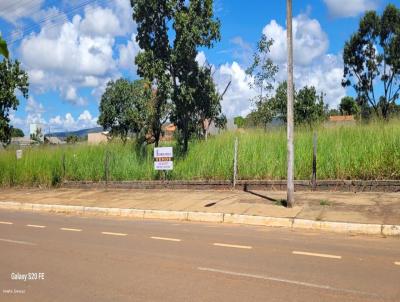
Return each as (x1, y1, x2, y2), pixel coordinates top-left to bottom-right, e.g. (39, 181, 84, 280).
(104, 150, 110, 185)
(233, 137, 238, 188)
(311, 132, 317, 191)
(62, 153, 66, 180)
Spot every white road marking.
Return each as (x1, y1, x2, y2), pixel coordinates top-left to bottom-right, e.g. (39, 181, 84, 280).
(395, 262, 400, 266)
(150, 236, 181, 242)
(197, 267, 379, 298)
(0, 238, 36, 246)
(0, 221, 13, 225)
(60, 228, 82, 232)
(26, 224, 46, 228)
(213, 243, 252, 249)
(292, 251, 342, 259)
(101, 232, 127, 236)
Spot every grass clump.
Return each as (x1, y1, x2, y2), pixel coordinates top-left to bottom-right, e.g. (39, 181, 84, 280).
(319, 200, 331, 206)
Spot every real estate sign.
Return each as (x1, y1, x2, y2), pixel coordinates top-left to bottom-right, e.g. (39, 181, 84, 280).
(154, 147, 173, 170)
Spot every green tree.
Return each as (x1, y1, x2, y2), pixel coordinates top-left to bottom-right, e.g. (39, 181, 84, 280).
(66, 135, 78, 144)
(98, 79, 151, 143)
(270, 81, 289, 123)
(244, 34, 279, 128)
(0, 36, 9, 59)
(0, 59, 29, 146)
(170, 0, 221, 152)
(245, 34, 278, 126)
(234, 116, 245, 128)
(249, 81, 326, 127)
(328, 108, 340, 116)
(132, 0, 221, 153)
(295, 86, 326, 126)
(132, 0, 172, 147)
(246, 34, 278, 102)
(195, 65, 228, 140)
(342, 4, 400, 119)
(11, 127, 24, 137)
(339, 96, 359, 115)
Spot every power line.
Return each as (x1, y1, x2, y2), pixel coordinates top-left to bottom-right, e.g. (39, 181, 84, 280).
(0, 0, 42, 14)
(5, 0, 109, 46)
(5, 0, 103, 44)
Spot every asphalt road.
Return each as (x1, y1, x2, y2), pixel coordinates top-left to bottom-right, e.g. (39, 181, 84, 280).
(0, 210, 399, 302)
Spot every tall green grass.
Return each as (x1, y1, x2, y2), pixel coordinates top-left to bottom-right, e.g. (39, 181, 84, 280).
(1, 120, 399, 187)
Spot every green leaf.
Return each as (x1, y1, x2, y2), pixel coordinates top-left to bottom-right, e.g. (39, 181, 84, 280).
(0, 36, 9, 59)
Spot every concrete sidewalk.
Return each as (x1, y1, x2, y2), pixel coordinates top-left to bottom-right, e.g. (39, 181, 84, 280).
(0, 188, 399, 225)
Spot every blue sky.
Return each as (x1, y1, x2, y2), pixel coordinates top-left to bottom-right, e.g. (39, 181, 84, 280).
(0, 0, 398, 134)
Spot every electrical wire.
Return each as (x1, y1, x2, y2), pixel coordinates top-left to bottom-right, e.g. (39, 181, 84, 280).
(4, 0, 109, 46)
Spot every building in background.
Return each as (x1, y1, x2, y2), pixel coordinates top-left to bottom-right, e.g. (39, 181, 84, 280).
(88, 131, 109, 144)
(44, 136, 65, 145)
(327, 115, 355, 125)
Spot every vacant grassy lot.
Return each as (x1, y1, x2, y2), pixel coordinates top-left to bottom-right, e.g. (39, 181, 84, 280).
(1, 120, 399, 187)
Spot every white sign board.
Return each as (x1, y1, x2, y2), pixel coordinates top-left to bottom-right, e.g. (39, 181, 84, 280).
(16, 149, 23, 160)
(154, 147, 173, 170)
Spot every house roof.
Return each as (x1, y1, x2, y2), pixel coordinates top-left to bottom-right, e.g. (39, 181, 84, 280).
(11, 137, 34, 145)
(163, 124, 176, 132)
(45, 136, 64, 144)
(329, 115, 355, 122)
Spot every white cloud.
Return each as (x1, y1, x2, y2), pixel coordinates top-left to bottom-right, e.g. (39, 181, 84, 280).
(118, 34, 140, 69)
(49, 110, 98, 131)
(9, 113, 25, 131)
(11, 105, 98, 133)
(292, 54, 346, 108)
(195, 51, 207, 67)
(19, 2, 135, 105)
(0, 0, 44, 23)
(263, 14, 329, 66)
(263, 15, 345, 108)
(214, 62, 256, 117)
(80, 5, 123, 37)
(25, 96, 45, 114)
(21, 17, 116, 76)
(230, 36, 253, 65)
(21, 96, 47, 130)
(324, 0, 379, 18)
(212, 13, 346, 117)
(78, 110, 98, 127)
(112, 0, 136, 35)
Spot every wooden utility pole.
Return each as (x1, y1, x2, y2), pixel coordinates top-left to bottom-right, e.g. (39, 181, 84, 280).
(286, 0, 295, 207)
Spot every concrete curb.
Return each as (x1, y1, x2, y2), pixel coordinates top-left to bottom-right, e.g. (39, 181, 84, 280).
(0, 201, 399, 237)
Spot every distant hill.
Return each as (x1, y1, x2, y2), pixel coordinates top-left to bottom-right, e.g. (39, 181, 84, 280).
(46, 127, 103, 138)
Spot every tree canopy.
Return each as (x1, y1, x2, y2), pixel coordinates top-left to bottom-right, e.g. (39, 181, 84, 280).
(0, 59, 29, 146)
(98, 79, 152, 143)
(245, 81, 327, 128)
(342, 4, 400, 119)
(132, 0, 223, 152)
(0, 36, 9, 59)
(11, 127, 24, 138)
(246, 34, 279, 113)
(339, 96, 360, 116)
